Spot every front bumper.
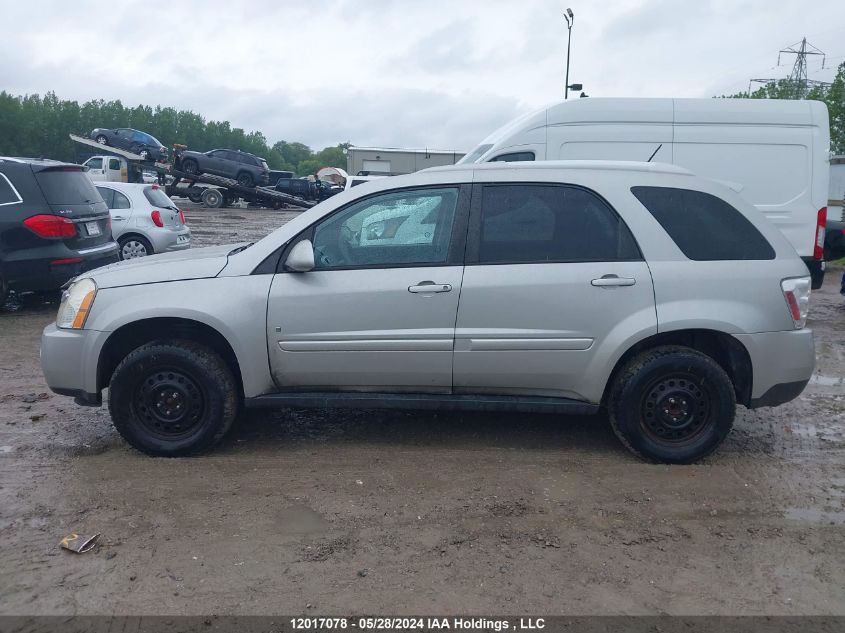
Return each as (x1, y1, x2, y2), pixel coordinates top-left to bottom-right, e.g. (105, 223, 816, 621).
(734, 329, 815, 408)
(40, 324, 108, 406)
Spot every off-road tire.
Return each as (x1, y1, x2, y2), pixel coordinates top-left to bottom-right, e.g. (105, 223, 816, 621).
(108, 340, 238, 456)
(236, 172, 254, 188)
(607, 345, 735, 464)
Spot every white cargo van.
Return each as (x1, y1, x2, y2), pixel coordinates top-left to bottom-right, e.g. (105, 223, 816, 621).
(83, 155, 128, 182)
(459, 98, 831, 287)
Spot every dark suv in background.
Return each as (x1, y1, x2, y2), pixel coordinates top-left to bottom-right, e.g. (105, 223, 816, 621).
(0, 158, 118, 304)
(89, 128, 169, 162)
(176, 149, 270, 187)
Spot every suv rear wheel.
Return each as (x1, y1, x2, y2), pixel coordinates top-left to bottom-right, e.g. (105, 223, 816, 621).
(182, 159, 199, 175)
(607, 345, 735, 464)
(236, 172, 254, 188)
(108, 340, 238, 456)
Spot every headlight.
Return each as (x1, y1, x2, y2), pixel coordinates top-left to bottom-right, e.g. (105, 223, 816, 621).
(57, 278, 97, 329)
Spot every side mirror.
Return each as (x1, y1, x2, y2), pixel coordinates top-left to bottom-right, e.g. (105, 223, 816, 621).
(284, 239, 315, 272)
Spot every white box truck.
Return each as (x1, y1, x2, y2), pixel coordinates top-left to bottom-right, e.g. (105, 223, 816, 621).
(459, 98, 830, 287)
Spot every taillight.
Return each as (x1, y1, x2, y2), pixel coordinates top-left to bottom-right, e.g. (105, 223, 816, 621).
(23, 214, 76, 238)
(178, 209, 186, 224)
(814, 207, 826, 260)
(781, 277, 811, 329)
(151, 210, 164, 227)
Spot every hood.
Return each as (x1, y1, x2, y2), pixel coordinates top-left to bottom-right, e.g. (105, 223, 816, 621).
(84, 243, 244, 289)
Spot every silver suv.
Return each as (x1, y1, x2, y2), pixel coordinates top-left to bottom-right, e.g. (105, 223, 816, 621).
(40, 161, 815, 463)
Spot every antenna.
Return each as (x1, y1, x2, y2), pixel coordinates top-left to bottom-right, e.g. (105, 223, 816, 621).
(647, 144, 663, 163)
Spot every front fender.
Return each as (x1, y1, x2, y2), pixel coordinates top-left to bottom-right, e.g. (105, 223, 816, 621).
(87, 275, 274, 397)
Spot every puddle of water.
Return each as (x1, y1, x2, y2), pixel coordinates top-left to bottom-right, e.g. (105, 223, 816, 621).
(810, 374, 844, 387)
(784, 507, 845, 525)
(0, 446, 13, 454)
(275, 504, 329, 535)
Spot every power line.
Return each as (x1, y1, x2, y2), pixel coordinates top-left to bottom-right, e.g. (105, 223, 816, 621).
(748, 37, 832, 97)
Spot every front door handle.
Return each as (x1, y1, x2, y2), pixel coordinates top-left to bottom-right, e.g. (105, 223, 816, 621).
(591, 274, 636, 288)
(409, 281, 452, 294)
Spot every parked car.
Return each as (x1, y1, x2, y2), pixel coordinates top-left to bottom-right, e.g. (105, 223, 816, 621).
(89, 128, 168, 162)
(275, 177, 342, 201)
(82, 155, 128, 182)
(176, 149, 270, 187)
(460, 98, 831, 288)
(345, 175, 385, 190)
(823, 219, 845, 262)
(40, 161, 814, 463)
(0, 157, 118, 305)
(267, 170, 295, 187)
(94, 183, 190, 260)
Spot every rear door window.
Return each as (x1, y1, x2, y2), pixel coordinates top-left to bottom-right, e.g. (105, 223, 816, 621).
(113, 190, 131, 209)
(95, 186, 115, 207)
(0, 172, 23, 206)
(631, 186, 775, 260)
(472, 184, 641, 264)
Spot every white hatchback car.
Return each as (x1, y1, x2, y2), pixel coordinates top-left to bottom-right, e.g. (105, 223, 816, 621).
(94, 182, 191, 260)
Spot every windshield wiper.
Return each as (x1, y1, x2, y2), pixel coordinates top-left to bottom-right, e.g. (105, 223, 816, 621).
(228, 243, 254, 256)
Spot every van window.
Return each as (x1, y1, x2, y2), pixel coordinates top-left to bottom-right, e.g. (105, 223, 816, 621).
(108, 158, 121, 171)
(631, 186, 775, 261)
(489, 151, 535, 162)
(474, 184, 641, 264)
(86, 158, 103, 171)
(0, 172, 22, 206)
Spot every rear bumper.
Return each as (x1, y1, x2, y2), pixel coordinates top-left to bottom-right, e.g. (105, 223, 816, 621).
(802, 257, 825, 290)
(149, 227, 191, 254)
(734, 329, 815, 408)
(4, 243, 119, 293)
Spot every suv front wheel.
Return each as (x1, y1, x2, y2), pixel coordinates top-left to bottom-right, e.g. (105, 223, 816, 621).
(607, 345, 735, 464)
(108, 340, 239, 456)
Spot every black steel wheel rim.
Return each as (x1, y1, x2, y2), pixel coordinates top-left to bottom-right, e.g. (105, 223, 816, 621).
(133, 367, 206, 440)
(640, 373, 711, 445)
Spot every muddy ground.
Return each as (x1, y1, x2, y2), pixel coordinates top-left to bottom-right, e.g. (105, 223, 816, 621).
(1, 204, 844, 616)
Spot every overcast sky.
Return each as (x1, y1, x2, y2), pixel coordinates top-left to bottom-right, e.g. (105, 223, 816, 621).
(1, 0, 843, 151)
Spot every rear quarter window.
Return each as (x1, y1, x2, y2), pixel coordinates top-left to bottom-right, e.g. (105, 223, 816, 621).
(0, 172, 23, 206)
(631, 186, 775, 261)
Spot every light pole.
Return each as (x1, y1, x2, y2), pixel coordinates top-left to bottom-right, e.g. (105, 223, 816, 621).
(564, 8, 574, 99)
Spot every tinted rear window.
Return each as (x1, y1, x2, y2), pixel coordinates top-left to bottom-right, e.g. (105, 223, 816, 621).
(631, 186, 775, 261)
(34, 168, 102, 205)
(143, 186, 175, 208)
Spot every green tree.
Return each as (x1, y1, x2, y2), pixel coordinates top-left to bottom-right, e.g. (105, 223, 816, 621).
(0, 90, 353, 175)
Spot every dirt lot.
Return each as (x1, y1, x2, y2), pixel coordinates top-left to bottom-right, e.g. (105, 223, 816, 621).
(1, 205, 844, 616)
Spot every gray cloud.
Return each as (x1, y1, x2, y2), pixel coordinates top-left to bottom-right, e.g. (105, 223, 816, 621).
(1, 0, 843, 152)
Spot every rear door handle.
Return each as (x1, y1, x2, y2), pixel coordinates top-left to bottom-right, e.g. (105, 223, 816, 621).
(591, 275, 636, 288)
(409, 281, 452, 294)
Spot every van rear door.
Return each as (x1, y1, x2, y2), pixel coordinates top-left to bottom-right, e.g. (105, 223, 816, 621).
(32, 165, 112, 251)
(671, 99, 827, 268)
